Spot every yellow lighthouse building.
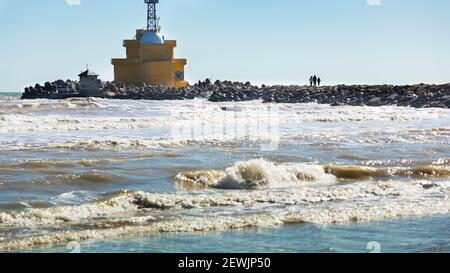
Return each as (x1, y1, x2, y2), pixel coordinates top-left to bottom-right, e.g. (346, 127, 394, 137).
(112, 0, 188, 88)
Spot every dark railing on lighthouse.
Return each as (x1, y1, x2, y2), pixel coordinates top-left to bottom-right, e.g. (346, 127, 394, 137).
(145, 0, 160, 32)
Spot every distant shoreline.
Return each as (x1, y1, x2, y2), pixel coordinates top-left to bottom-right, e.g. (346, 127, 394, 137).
(0, 92, 21, 97)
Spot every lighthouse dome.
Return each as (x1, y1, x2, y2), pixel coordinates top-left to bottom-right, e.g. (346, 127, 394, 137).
(140, 31, 164, 44)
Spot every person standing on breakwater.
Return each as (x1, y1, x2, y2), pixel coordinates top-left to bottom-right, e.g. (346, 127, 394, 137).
(309, 76, 314, 87)
(317, 77, 321, 87)
(313, 75, 318, 87)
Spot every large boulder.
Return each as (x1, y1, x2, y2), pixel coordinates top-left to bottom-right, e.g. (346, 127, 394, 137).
(44, 82, 53, 92)
(54, 79, 67, 88)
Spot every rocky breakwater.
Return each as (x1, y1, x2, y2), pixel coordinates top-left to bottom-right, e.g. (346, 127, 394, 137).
(204, 81, 450, 108)
(259, 84, 450, 108)
(21, 79, 201, 101)
(21, 80, 80, 99)
(21, 79, 450, 108)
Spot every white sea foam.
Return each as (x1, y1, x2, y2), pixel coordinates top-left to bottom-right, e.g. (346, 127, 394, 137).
(1, 174, 447, 230)
(0, 115, 174, 133)
(1, 100, 449, 155)
(1, 163, 449, 250)
(1, 100, 448, 134)
(0, 191, 138, 228)
(1, 125, 449, 152)
(0, 136, 258, 152)
(1, 189, 450, 250)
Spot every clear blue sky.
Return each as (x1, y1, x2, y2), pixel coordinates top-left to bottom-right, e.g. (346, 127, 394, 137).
(0, 0, 449, 91)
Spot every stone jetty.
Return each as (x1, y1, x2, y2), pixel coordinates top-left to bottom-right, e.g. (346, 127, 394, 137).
(21, 79, 450, 108)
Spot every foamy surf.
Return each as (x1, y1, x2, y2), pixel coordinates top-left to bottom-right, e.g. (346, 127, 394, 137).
(0, 98, 102, 111)
(1, 98, 450, 252)
(1, 99, 448, 135)
(0, 181, 450, 250)
(0, 179, 432, 228)
(0, 115, 174, 133)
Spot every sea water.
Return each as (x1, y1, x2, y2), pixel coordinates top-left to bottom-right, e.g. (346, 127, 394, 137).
(0, 92, 449, 253)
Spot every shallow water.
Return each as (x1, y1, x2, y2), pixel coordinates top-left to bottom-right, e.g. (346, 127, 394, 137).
(31, 214, 450, 253)
(0, 93, 449, 252)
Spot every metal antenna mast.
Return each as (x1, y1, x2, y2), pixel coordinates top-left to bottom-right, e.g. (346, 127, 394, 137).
(145, 0, 160, 32)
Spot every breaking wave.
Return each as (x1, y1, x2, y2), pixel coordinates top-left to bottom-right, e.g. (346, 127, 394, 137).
(325, 165, 450, 181)
(175, 159, 335, 189)
(175, 159, 450, 189)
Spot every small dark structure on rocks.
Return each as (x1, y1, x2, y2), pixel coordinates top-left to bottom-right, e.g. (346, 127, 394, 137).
(78, 70, 101, 97)
(21, 79, 450, 109)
